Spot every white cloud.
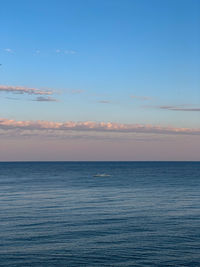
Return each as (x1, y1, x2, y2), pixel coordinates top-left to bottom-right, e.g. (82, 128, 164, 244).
(55, 49, 76, 55)
(64, 50, 76, 54)
(4, 48, 14, 53)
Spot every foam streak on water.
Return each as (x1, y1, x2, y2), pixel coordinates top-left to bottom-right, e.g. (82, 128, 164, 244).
(0, 162, 200, 266)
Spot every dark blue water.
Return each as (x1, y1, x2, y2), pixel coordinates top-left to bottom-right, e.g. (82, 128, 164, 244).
(0, 162, 200, 267)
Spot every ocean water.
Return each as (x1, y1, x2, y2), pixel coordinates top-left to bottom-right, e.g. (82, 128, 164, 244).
(0, 162, 200, 267)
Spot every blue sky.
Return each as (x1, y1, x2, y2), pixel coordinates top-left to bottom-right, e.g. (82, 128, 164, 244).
(0, 0, 199, 160)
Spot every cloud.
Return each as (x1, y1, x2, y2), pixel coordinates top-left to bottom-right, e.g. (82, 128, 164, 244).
(56, 49, 76, 54)
(98, 100, 111, 104)
(158, 105, 200, 112)
(5, 97, 19, 100)
(130, 95, 151, 101)
(0, 85, 54, 95)
(70, 89, 84, 94)
(34, 96, 59, 102)
(4, 48, 14, 53)
(64, 50, 76, 54)
(0, 118, 199, 137)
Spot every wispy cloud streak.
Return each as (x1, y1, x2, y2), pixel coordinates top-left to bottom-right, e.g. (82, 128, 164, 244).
(130, 95, 151, 101)
(0, 85, 53, 95)
(70, 89, 84, 94)
(0, 118, 199, 136)
(56, 49, 76, 54)
(4, 48, 14, 53)
(34, 96, 58, 102)
(158, 105, 200, 112)
(98, 100, 110, 104)
(64, 50, 76, 54)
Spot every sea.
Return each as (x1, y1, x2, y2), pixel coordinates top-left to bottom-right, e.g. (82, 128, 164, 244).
(0, 162, 199, 267)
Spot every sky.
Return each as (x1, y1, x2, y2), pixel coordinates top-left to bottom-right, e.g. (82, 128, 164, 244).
(0, 0, 199, 161)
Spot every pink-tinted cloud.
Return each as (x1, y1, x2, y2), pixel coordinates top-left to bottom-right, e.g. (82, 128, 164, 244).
(0, 118, 199, 136)
(0, 85, 53, 95)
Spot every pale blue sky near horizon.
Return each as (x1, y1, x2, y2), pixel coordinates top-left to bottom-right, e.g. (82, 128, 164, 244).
(0, 0, 199, 160)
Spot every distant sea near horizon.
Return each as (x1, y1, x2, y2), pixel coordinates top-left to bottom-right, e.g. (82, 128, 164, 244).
(0, 161, 200, 266)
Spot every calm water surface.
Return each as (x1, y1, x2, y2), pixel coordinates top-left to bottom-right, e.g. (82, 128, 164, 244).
(0, 162, 200, 266)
